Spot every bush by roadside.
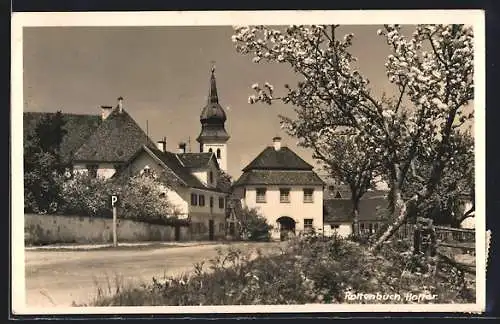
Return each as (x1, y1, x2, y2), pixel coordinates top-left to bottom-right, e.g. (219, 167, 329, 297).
(86, 234, 475, 306)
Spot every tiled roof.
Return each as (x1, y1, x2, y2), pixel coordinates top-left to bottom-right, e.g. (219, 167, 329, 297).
(323, 197, 388, 223)
(118, 145, 225, 193)
(73, 108, 157, 163)
(23, 112, 102, 164)
(177, 152, 215, 169)
(233, 170, 324, 187)
(242, 146, 314, 171)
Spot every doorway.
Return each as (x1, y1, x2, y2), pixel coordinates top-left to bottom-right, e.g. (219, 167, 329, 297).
(277, 216, 296, 241)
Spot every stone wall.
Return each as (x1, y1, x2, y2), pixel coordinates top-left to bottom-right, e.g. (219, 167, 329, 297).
(24, 214, 189, 245)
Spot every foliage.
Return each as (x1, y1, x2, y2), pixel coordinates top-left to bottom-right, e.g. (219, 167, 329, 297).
(89, 236, 475, 306)
(119, 174, 182, 225)
(232, 24, 474, 249)
(237, 207, 273, 241)
(60, 172, 183, 225)
(24, 111, 68, 213)
(216, 169, 233, 194)
(60, 172, 114, 217)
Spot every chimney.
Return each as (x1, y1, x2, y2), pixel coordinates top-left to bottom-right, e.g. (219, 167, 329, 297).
(101, 105, 113, 120)
(273, 136, 282, 151)
(157, 137, 167, 152)
(178, 142, 187, 154)
(117, 96, 124, 113)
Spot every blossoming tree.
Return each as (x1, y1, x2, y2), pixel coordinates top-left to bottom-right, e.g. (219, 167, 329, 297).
(232, 24, 474, 250)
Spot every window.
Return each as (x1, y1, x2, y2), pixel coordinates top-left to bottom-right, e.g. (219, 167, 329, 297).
(86, 164, 98, 178)
(210, 196, 214, 208)
(360, 223, 365, 231)
(280, 188, 290, 203)
(209, 171, 213, 184)
(199, 195, 206, 206)
(334, 191, 342, 199)
(328, 185, 335, 192)
(304, 219, 313, 233)
(256, 188, 267, 203)
(243, 188, 247, 199)
(219, 197, 225, 209)
(216, 148, 221, 159)
(191, 193, 198, 206)
(332, 224, 340, 229)
(219, 223, 225, 233)
(303, 188, 314, 203)
(208, 148, 213, 153)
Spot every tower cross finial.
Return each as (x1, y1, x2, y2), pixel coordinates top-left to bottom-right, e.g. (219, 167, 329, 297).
(210, 60, 216, 73)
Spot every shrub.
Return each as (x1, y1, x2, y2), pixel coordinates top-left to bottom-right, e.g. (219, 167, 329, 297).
(237, 207, 273, 241)
(59, 172, 113, 217)
(88, 236, 475, 306)
(119, 175, 183, 225)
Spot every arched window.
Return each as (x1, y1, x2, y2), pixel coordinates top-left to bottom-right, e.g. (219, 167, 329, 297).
(216, 148, 221, 159)
(208, 148, 213, 153)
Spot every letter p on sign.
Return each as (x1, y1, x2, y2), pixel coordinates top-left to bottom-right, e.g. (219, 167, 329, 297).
(111, 195, 119, 208)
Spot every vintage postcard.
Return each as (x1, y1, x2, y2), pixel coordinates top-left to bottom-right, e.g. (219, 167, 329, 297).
(11, 10, 486, 315)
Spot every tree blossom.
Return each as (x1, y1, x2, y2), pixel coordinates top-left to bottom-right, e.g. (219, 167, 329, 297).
(232, 24, 474, 250)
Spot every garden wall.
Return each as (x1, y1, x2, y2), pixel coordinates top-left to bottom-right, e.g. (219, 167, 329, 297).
(24, 214, 189, 245)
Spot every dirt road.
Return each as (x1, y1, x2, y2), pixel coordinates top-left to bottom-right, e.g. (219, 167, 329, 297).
(24, 242, 282, 308)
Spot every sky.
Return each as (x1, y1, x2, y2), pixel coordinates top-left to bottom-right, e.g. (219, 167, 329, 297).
(22, 25, 432, 178)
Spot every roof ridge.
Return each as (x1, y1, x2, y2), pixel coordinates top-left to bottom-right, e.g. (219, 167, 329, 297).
(175, 153, 186, 167)
(143, 146, 188, 186)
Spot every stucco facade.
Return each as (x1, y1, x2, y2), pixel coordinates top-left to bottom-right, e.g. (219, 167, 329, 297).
(235, 185, 324, 239)
(323, 223, 352, 238)
(73, 162, 117, 179)
(124, 148, 228, 240)
(201, 142, 228, 173)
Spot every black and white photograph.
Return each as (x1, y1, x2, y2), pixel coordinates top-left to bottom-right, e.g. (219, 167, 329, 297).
(11, 10, 486, 314)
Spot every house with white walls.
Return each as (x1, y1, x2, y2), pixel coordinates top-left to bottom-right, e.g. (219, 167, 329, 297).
(232, 137, 325, 240)
(115, 143, 229, 241)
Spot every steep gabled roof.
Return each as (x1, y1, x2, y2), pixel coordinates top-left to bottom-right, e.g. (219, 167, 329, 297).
(116, 145, 225, 193)
(177, 152, 216, 169)
(23, 111, 102, 164)
(73, 108, 156, 163)
(233, 170, 324, 187)
(323, 198, 388, 223)
(242, 146, 314, 171)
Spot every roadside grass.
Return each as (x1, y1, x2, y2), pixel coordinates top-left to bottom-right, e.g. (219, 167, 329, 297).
(81, 235, 476, 306)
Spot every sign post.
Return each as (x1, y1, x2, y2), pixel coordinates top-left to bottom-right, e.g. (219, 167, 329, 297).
(111, 195, 119, 247)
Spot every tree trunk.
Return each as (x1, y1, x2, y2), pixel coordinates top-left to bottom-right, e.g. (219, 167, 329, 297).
(352, 207, 360, 237)
(370, 188, 410, 252)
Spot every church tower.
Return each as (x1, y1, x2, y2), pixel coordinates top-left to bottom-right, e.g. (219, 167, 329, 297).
(197, 65, 230, 172)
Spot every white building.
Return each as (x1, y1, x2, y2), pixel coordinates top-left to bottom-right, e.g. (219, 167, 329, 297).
(116, 143, 228, 241)
(232, 137, 325, 240)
